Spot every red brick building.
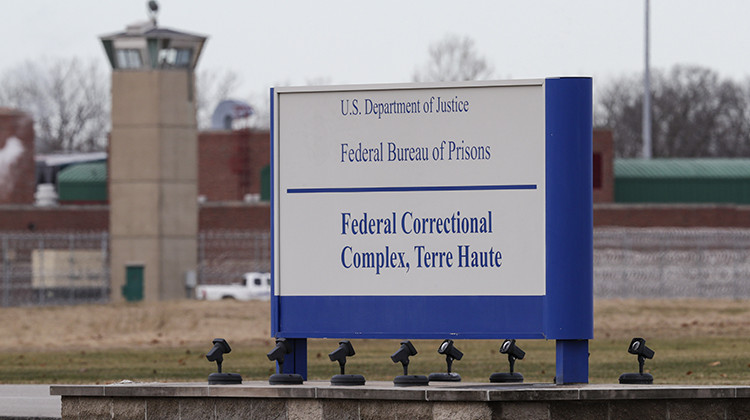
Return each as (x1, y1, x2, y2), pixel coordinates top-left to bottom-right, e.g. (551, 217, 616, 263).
(1, 117, 749, 231)
(198, 129, 270, 202)
(0, 119, 272, 232)
(592, 129, 614, 203)
(0, 108, 35, 205)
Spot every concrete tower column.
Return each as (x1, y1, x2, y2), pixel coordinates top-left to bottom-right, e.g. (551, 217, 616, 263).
(101, 11, 206, 301)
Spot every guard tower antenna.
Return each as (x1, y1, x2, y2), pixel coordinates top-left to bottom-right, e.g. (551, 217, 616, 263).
(147, 1, 159, 26)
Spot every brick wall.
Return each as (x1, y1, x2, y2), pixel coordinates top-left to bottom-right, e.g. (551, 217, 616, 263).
(247, 130, 270, 196)
(0, 205, 109, 232)
(0, 204, 271, 232)
(592, 129, 614, 203)
(2, 204, 748, 232)
(0, 109, 35, 204)
(198, 129, 270, 202)
(594, 204, 750, 228)
(198, 202, 270, 230)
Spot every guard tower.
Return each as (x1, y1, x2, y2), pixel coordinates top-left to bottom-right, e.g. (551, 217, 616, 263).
(101, 3, 206, 301)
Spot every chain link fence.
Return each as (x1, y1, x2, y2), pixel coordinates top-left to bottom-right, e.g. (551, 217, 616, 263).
(0, 230, 271, 307)
(0, 232, 110, 307)
(594, 228, 750, 298)
(197, 230, 270, 285)
(1, 228, 747, 306)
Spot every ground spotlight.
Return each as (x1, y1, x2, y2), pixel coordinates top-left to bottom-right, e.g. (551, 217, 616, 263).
(206, 338, 242, 384)
(391, 340, 428, 386)
(490, 339, 525, 383)
(267, 338, 304, 385)
(619, 337, 655, 384)
(329, 340, 365, 386)
(428, 339, 463, 382)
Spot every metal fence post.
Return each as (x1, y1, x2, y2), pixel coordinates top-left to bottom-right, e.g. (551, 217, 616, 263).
(68, 233, 75, 304)
(102, 232, 109, 303)
(2, 235, 9, 307)
(38, 235, 45, 306)
(198, 232, 205, 285)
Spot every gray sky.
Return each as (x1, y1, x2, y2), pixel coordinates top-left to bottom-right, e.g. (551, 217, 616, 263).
(3, 1, 749, 98)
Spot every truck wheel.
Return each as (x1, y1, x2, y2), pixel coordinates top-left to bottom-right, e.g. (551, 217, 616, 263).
(221, 295, 235, 300)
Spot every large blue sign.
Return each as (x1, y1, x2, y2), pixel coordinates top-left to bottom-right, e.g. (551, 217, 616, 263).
(271, 78, 593, 383)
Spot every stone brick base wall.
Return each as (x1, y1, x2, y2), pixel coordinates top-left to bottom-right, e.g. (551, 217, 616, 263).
(52, 382, 750, 420)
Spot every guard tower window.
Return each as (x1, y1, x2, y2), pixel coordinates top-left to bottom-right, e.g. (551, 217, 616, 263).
(116, 49, 143, 69)
(159, 48, 192, 68)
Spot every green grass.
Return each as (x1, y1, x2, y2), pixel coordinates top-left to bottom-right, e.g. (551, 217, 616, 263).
(3, 337, 749, 385)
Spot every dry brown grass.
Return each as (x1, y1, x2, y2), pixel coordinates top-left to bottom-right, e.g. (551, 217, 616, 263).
(594, 298, 750, 340)
(1, 298, 748, 353)
(1, 300, 273, 352)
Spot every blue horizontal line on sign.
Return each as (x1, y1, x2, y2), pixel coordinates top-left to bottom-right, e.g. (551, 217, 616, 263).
(287, 184, 537, 194)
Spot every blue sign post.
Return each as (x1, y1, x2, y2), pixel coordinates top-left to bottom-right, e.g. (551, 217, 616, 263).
(271, 77, 592, 384)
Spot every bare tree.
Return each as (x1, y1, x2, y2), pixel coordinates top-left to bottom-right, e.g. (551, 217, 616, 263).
(0, 58, 110, 153)
(412, 34, 494, 83)
(596, 65, 750, 158)
(596, 76, 644, 158)
(196, 68, 242, 130)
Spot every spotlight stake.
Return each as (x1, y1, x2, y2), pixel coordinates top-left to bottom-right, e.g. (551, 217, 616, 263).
(490, 339, 525, 383)
(619, 337, 655, 384)
(267, 338, 304, 385)
(329, 340, 366, 386)
(391, 340, 429, 387)
(206, 338, 242, 385)
(428, 339, 463, 382)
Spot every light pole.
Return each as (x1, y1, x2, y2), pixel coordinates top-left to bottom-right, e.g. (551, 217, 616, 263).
(642, 0, 652, 159)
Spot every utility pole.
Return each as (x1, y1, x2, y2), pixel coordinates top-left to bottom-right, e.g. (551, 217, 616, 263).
(642, 0, 652, 159)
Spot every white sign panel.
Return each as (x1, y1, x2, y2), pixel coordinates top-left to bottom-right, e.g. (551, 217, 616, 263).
(274, 80, 546, 296)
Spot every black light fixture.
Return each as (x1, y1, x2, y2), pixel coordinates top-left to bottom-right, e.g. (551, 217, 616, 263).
(267, 338, 304, 385)
(391, 340, 428, 386)
(428, 339, 463, 382)
(206, 338, 242, 384)
(619, 337, 655, 384)
(328, 340, 366, 386)
(490, 339, 525, 383)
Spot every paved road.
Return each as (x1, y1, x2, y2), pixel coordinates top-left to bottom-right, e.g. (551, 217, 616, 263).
(0, 385, 60, 419)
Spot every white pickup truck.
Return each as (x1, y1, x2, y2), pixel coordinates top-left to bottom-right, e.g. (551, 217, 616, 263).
(195, 272, 271, 301)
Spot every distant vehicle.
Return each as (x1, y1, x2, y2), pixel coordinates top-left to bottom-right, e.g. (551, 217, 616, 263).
(195, 272, 271, 301)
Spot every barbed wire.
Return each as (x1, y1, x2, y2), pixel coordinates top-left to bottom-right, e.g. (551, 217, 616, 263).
(594, 228, 750, 298)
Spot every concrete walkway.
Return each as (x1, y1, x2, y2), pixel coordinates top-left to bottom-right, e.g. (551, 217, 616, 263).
(0, 385, 60, 419)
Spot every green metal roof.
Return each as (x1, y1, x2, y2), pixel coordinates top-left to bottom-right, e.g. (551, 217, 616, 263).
(57, 162, 107, 202)
(57, 162, 107, 183)
(615, 159, 750, 179)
